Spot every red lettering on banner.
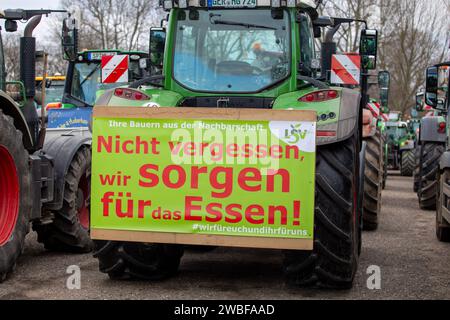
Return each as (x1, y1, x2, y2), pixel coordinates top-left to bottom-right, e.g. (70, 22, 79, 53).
(185, 196, 203, 221)
(238, 168, 262, 192)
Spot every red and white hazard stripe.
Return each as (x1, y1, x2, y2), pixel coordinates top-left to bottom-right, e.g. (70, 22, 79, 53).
(101, 55, 129, 84)
(381, 113, 389, 122)
(367, 102, 381, 118)
(330, 54, 361, 86)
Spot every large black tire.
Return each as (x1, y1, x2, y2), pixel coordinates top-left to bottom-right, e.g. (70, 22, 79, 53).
(94, 241, 184, 280)
(34, 147, 93, 253)
(418, 143, 445, 210)
(362, 133, 383, 231)
(0, 110, 32, 282)
(436, 169, 450, 242)
(381, 133, 387, 190)
(283, 136, 359, 289)
(400, 149, 415, 177)
(413, 146, 422, 193)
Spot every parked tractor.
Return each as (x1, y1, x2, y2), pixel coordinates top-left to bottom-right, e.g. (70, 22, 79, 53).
(415, 70, 447, 210)
(361, 71, 391, 230)
(91, 0, 379, 289)
(35, 75, 66, 110)
(385, 112, 415, 175)
(0, 9, 93, 282)
(427, 62, 450, 241)
(377, 71, 392, 189)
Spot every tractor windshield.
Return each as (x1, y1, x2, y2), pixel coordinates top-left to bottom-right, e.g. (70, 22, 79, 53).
(36, 80, 65, 107)
(173, 9, 291, 93)
(70, 59, 143, 106)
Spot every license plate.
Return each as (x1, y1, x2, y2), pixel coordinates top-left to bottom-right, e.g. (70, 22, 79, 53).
(88, 52, 117, 61)
(208, 0, 257, 8)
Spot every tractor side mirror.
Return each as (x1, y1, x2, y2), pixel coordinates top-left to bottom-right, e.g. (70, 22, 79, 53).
(433, 65, 449, 112)
(425, 66, 438, 108)
(62, 17, 78, 61)
(378, 71, 390, 107)
(149, 27, 166, 70)
(415, 93, 424, 112)
(360, 29, 378, 70)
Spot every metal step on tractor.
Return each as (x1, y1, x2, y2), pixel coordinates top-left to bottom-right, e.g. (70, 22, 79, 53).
(425, 62, 450, 241)
(414, 76, 447, 210)
(0, 9, 95, 282)
(89, 0, 380, 289)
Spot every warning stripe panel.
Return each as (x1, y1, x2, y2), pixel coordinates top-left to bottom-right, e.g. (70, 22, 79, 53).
(102, 55, 129, 84)
(331, 54, 361, 85)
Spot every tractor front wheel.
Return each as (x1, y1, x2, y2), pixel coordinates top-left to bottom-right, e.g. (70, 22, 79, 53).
(362, 132, 383, 231)
(436, 169, 450, 242)
(94, 241, 184, 280)
(283, 135, 359, 289)
(35, 147, 93, 253)
(418, 143, 444, 210)
(400, 150, 415, 177)
(413, 146, 422, 193)
(0, 110, 31, 282)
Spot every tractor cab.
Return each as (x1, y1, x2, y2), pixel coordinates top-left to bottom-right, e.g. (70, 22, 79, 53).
(35, 75, 66, 109)
(63, 50, 149, 109)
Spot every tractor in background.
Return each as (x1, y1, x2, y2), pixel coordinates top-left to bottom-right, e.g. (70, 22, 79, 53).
(414, 66, 448, 210)
(427, 62, 450, 241)
(46, 49, 149, 129)
(385, 112, 415, 176)
(0, 9, 93, 282)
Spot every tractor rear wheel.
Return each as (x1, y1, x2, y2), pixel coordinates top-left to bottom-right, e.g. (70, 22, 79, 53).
(436, 169, 450, 242)
(381, 133, 387, 190)
(0, 110, 31, 282)
(413, 146, 422, 193)
(418, 143, 445, 210)
(362, 133, 383, 231)
(94, 241, 184, 280)
(35, 147, 93, 253)
(400, 150, 414, 177)
(283, 135, 359, 289)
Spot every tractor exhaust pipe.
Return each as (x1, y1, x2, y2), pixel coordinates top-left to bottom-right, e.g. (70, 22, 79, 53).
(320, 25, 339, 80)
(20, 15, 42, 150)
(21, 15, 41, 98)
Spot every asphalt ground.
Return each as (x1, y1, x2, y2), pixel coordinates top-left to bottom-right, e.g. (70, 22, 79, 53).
(0, 172, 449, 300)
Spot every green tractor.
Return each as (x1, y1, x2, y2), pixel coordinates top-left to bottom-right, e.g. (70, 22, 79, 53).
(385, 112, 415, 176)
(0, 9, 97, 282)
(91, 0, 379, 289)
(427, 62, 450, 241)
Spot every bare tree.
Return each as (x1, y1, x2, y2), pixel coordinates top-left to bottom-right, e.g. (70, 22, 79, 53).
(3, 33, 20, 80)
(379, 0, 448, 113)
(59, 0, 164, 51)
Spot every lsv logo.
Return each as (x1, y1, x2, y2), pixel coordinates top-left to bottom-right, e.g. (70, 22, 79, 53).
(284, 124, 309, 144)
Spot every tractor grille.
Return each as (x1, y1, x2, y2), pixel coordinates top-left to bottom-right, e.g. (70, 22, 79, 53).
(179, 97, 274, 109)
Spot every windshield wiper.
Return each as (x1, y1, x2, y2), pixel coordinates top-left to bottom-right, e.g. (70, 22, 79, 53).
(211, 19, 276, 30)
(129, 75, 165, 89)
(297, 75, 329, 90)
(79, 64, 101, 88)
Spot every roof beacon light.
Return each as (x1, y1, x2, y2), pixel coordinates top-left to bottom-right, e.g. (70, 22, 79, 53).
(287, 0, 297, 7)
(163, 0, 173, 10)
(271, 0, 281, 7)
(179, 0, 189, 8)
